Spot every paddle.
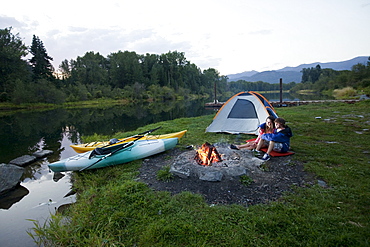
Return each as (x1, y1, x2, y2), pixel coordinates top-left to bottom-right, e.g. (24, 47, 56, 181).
(102, 126, 162, 148)
(79, 127, 161, 171)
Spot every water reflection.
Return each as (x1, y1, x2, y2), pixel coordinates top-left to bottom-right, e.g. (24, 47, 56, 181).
(0, 185, 29, 210)
(53, 172, 65, 182)
(0, 147, 76, 247)
(0, 100, 213, 164)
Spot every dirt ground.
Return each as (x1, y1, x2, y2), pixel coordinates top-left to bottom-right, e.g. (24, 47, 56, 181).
(138, 146, 316, 206)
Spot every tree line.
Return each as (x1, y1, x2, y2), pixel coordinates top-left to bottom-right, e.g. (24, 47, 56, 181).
(1, 27, 369, 105)
(1, 27, 230, 104)
(291, 61, 370, 95)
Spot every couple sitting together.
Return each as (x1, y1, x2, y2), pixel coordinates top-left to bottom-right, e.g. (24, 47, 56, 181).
(230, 116, 293, 161)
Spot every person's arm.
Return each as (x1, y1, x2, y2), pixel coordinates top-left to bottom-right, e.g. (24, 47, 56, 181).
(262, 132, 287, 143)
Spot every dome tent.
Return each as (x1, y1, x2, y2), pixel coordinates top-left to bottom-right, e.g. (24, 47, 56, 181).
(206, 91, 278, 135)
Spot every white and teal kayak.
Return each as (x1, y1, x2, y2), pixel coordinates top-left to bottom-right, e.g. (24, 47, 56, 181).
(48, 138, 178, 172)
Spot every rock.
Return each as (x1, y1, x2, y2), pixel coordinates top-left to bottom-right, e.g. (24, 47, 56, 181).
(32, 150, 53, 158)
(169, 144, 262, 182)
(9, 155, 37, 167)
(199, 170, 223, 182)
(170, 163, 190, 178)
(359, 94, 370, 100)
(0, 163, 25, 195)
(318, 179, 328, 188)
(222, 166, 247, 177)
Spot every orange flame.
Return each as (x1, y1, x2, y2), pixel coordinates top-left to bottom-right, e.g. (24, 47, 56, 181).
(195, 142, 222, 166)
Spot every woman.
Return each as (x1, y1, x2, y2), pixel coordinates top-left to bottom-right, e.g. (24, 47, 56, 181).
(230, 116, 276, 150)
(255, 117, 293, 161)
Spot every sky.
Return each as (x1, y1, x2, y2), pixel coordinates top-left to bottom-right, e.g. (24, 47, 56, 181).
(1, 0, 370, 75)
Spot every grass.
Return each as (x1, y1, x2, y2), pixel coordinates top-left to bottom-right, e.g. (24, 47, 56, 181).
(157, 165, 174, 182)
(29, 101, 370, 246)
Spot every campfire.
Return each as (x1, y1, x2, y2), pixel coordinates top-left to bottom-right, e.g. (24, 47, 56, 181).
(194, 142, 222, 166)
(170, 143, 264, 182)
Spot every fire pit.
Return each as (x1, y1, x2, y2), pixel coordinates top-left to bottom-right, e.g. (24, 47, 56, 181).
(170, 143, 264, 182)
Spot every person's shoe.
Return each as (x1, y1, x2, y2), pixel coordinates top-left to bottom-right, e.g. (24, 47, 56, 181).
(230, 144, 239, 150)
(253, 149, 262, 155)
(260, 153, 270, 161)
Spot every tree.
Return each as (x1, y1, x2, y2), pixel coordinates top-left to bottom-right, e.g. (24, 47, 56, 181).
(70, 52, 109, 85)
(201, 68, 221, 96)
(300, 68, 308, 83)
(0, 27, 29, 99)
(29, 35, 54, 80)
(108, 51, 143, 88)
(59, 59, 72, 80)
(11, 79, 66, 104)
(183, 62, 202, 92)
(159, 51, 187, 89)
(140, 53, 160, 86)
(311, 65, 322, 82)
(301, 65, 322, 84)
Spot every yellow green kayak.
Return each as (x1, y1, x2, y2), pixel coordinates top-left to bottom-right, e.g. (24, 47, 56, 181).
(70, 130, 187, 153)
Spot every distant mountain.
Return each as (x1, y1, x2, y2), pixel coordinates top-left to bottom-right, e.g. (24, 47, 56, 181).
(247, 71, 301, 84)
(278, 56, 369, 72)
(227, 56, 369, 84)
(227, 70, 259, 81)
(227, 70, 301, 84)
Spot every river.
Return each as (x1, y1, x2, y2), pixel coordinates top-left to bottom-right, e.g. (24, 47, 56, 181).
(0, 93, 332, 246)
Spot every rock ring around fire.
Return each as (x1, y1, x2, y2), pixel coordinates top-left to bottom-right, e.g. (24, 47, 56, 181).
(170, 143, 264, 182)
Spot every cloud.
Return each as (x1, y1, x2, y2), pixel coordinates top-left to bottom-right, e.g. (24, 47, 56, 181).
(193, 56, 223, 72)
(45, 28, 125, 64)
(2, 1, 369, 75)
(0, 15, 41, 46)
(248, 29, 273, 35)
(42, 26, 202, 69)
(0, 15, 22, 28)
(131, 33, 192, 54)
(68, 26, 89, 33)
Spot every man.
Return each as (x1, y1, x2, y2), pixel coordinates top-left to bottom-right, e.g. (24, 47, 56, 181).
(255, 117, 293, 161)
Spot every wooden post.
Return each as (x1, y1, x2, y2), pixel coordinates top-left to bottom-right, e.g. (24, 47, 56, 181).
(214, 81, 217, 103)
(279, 78, 283, 105)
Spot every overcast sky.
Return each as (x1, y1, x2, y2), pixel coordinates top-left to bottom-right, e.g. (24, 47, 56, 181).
(1, 0, 369, 75)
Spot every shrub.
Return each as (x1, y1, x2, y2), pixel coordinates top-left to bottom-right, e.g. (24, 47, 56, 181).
(332, 86, 357, 99)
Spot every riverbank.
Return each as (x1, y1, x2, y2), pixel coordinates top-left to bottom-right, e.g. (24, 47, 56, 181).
(31, 101, 370, 246)
(0, 94, 208, 115)
(0, 99, 130, 116)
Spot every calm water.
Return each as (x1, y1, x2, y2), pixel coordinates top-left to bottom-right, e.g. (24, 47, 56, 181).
(0, 93, 330, 246)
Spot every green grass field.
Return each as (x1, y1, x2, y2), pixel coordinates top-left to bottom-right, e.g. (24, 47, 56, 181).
(30, 101, 370, 246)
